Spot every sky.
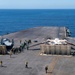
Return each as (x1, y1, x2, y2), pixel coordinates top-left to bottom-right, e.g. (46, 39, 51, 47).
(0, 0, 75, 9)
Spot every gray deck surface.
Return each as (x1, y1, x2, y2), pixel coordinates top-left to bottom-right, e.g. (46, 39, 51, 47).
(0, 50, 52, 75)
(0, 48, 75, 75)
(1, 27, 66, 39)
(0, 27, 75, 75)
(66, 37, 75, 45)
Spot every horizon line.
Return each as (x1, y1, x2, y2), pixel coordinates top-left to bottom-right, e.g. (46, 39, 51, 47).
(0, 8, 75, 10)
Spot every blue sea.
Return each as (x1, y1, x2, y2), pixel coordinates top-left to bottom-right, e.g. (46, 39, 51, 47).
(0, 9, 75, 37)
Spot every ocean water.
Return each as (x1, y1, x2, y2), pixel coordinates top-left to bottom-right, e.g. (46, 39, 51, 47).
(0, 9, 75, 37)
